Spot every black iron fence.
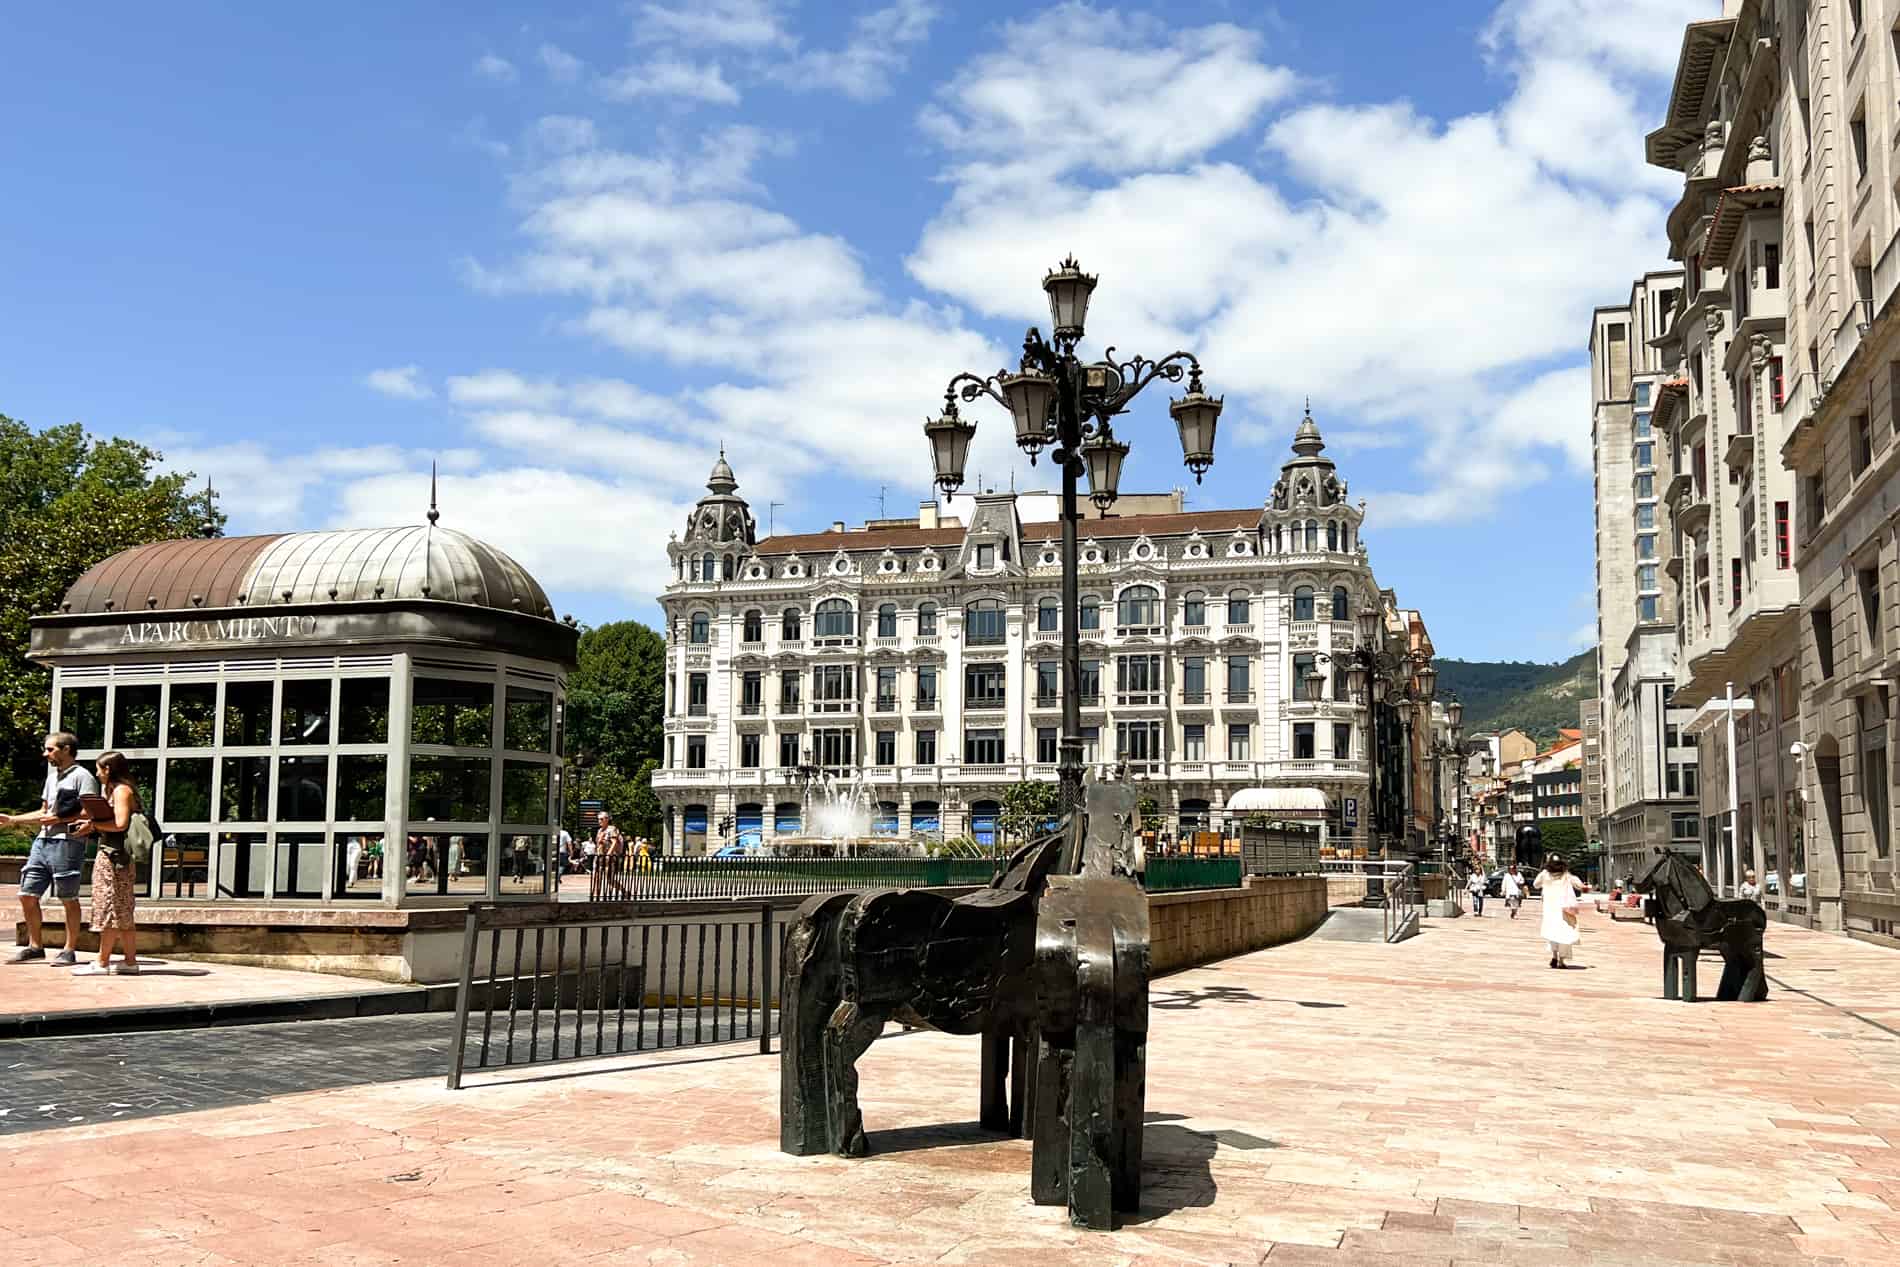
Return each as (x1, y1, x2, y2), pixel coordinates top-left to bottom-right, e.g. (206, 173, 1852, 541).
(446, 899, 792, 1088)
(578, 854, 1002, 901)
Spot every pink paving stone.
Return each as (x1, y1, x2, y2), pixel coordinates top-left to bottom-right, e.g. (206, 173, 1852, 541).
(0, 950, 414, 1018)
(3, 909, 1899, 1264)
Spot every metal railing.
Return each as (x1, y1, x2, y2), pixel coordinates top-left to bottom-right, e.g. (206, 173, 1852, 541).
(447, 900, 789, 1088)
(1320, 859, 1420, 942)
(584, 854, 1002, 900)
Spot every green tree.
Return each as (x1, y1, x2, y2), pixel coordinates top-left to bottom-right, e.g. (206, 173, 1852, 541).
(998, 779, 1060, 845)
(0, 417, 221, 803)
(566, 757, 663, 841)
(1136, 794, 1160, 831)
(564, 620, 665, 773)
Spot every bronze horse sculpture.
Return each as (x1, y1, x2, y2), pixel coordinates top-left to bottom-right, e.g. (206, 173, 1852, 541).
(779, 782, 1149, 1230)
(1634, 852, 1768, 1002)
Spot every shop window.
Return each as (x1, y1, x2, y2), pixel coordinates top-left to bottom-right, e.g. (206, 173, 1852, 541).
(502, 761, 551, 825)
(505, 686, 553, 752)
(409, 755, 492, 821)
(223, 681, 275, 747)
(280, 680, 332, 746)
(163, 757, 213, 822)
(336, 754, 388, 822)
(412, 678, 494, 748)
(276, 755, 329, 822)
(220, 756, 271, 822)
(167, 683, 217, 747)
(112, 685, 161, 749)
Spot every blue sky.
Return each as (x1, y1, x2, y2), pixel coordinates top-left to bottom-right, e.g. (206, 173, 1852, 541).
(0, 1, 1707, 661)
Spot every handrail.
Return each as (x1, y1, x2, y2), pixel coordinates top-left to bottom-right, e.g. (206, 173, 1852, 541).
(1380, 861, 1418, 943)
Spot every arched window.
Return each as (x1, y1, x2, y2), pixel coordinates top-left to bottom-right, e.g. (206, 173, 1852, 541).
(1305, 520, 1318, 552)
(1080, 594, 1101, 630)
(815, 599, 855, 639)
(689, 611, 710, 643)
(781, 608, 802, 641)
(1117, 584, 1160, 628)
(1292, 587, 1315, 622)
(1037, 596, 1059, 632)
(702, 552, 715, 579)
(965, 598, 1006, 645)
(1183, 591, 1206, 626)
(1226, 591, 1249, 625)
(1327, 521, 1339, 551)
(743, 609, 763, 643)
(917, 602, 938, 635)
(1332, 587, 1350, 622)
(723, 554, 735, 579)
(877, 603, 897, 637)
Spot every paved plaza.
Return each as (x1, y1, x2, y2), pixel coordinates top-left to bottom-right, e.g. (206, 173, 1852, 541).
(2, 906, 1897, 1264)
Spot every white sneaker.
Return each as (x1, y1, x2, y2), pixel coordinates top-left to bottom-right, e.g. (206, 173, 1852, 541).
(71, 963, 111, 977)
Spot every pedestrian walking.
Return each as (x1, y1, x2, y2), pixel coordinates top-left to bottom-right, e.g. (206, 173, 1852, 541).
(1499, 863, 1525, 918)
(0, 732, 98, 966)
(68, 750, 144, 976)
(592, 811, 624, 898)
(1466, 865, 1487, 916)
(1533, 852, 1590, 969)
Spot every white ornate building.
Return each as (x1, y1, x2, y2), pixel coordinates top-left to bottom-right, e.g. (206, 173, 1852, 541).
(652, 416, 1401, 854)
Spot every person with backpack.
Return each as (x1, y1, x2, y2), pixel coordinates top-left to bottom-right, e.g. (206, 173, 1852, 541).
(1, 731, 98, 966)
(67, 750, 148, 975)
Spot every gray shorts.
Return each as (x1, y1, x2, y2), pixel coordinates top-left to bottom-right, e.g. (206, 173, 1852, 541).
(19, 838, 85, 901)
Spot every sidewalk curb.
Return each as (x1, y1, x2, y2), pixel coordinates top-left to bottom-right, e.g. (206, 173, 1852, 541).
(0, 983, 460, 1040)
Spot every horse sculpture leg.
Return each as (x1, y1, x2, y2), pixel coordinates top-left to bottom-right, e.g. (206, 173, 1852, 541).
(822, 1000, 886, 1157)
(980, 1031, 1011, 1132)
(1662, 950, 1680, 1000)
(780, 894, 856, 1156)
(1680, 950, 1698, 1002)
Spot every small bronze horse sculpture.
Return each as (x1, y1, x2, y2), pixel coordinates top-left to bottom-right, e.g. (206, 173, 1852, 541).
(779, 782, 1149, 1230)
(1635, 852, 1768, 1002)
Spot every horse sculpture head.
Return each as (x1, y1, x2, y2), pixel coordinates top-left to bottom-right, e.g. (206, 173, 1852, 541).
(1636, 852, 1713, 914)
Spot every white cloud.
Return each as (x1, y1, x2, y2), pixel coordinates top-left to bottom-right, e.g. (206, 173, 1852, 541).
(363, 365, 434, 400)
(780, 0, 939, 102)
(601, 59, 741, 106)
(473, 53, 518, 83)
(445, 369, 562, 410)
(637, 0, 792, 50)
(532, 115, 597, 155)
(538, 43, 584, 83)
(157, 442, 415, 524)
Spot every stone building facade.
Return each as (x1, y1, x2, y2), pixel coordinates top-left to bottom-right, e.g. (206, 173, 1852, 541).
(650, 415, 1417, 855)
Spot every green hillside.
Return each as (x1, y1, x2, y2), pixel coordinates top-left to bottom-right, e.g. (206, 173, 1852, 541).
(1433, 648, 1595, 745)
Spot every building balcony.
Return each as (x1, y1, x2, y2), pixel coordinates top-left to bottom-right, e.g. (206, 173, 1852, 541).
(812, 635, 859, 650)
(873, 695, 899, 713)
(1223, 625, 1257, 638)
(1031, 628, 1061, 643)
(812, 699, 858, 714)
(871, 636, 902, 651)
(1116, 624, 1164, 639)
(777, 700, 802, 716)
(1116, 691, 1166, 708)
(964, 697, 1008, 714)
(739, 640, 766, 654)
(1724, 429, 1753, 470)
(739, 701, 764, 716)
(913, 634, 942, 648)
(913, 696, 942, 714)
(1033, 692, 1062, 711)
(1677, 494, 1711, 536)
(1271, 758, 1369, 780)
(1180, 624, 1210, 639)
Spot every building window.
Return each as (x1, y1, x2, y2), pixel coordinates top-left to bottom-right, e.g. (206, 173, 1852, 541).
(1854, 415, 1874, 474)
(1035, 659, 1059, 705)
(687, 673, 708, 717)
(1080, 594, 1101, 630)
(918, 602, 938, 635)
(1226, 655, 1252, 701)
(1183, 593, 1205, 626)
(1636, 473, 1654, 499)
(965, 662, 1007, 708)
(689, 612, 710, 644)
(1861, 566, 1882, 649)
(1637, 534, 1656, 560)
(875, 730, 896, 766)
(1227, 724, 1250, 761)
(1639, 596, 1659, 621)
(1079, 726, 1100, 763)
(1227, 592, 1249, 624)
(780, 733, 801, 767)
(1636, 504, 1655, 529)
(1116, 654, 1162, 702)
(1764, 243, 1780, 290)
(964, 728, 1004, 764)
(915, 730, 936, 766)
(1770, 356, 1784, 409)
(1182, 656, 1205, 702)
(779, 669, 802, 709)
(875, 666, 898, 711)
(1292, 586, 1315, 621)
(1117, 585, 1161, 628)
(1292, 723, 1315, 760)
(1634, 442, 1653, 469)
(1851, 107, 1869, 183)
(815, 599, 855, 639)
(740, 734, 760, 769)
(1115, 720, 1162, 765)
(687, 736, 706, 770)
(1037, 596, 1059, 631)
(1731, 557, 1742, 608)
(814, 728, 855, 768)
(1292, 652, 1316, 698)
(1327, 521, 1339, 551)
(877, 604, 897, 637)
(815, 664, 856, 705)
(1183, 723, 1205, 760)
(1079, 658, 1101, 704)
(1864, 691, 1891, 860)
(741, 671, 762, 713)
(1634, 411, 1652, 438)
(1036, 727, 1058, 764)
(1332, 586, 1350, 621)
(1813, 603, 1836, 679)
(1636, 382, 1651, 406)
(1775, 501, 1790, 568)
(965, 599, 1006, 645)
(1332, 723, 1352, 758)
(741, 609, 763, 643)
(917, 665, 938, 708)
(782, 608, 802, 641)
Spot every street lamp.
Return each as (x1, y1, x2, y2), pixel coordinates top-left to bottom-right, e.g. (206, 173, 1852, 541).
(1313, 611, 1436, 862)
(931, 257, 1222, 815)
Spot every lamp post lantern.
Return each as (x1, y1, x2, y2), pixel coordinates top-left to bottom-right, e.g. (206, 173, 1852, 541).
(930, 258, 1222, 815)
(1313, 605, 1437, 860)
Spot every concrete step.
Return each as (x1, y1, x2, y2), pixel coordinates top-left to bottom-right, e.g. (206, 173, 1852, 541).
(1311, 907, 1392, 942)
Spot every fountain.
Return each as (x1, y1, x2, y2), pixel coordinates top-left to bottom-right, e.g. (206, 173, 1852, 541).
(767, 766, 916, 858)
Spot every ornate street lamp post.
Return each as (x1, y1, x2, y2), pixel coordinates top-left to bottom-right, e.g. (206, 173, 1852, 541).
(928, 258, 1222, 815)
(1312, 606, 1436, 862)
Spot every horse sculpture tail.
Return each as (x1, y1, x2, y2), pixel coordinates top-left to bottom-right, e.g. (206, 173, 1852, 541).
(780, 891, 857, 1155)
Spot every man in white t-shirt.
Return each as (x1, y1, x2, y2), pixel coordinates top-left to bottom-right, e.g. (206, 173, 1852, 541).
(0, 732, 99, 966)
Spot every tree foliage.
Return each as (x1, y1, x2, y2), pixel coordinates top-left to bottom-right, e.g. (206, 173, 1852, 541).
(0, 417, 222, 803)
(1433, 649, 1595, 745)
(998, 779, 1060, 845)
(567, 757, 663, 841)
(562, 621, 666, 841)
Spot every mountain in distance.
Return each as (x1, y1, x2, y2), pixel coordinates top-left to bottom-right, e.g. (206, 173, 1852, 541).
(1433, 648, 1596, 746)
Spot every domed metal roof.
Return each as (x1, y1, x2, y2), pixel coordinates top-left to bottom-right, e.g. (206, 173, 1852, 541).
(60, 526, 557, 619)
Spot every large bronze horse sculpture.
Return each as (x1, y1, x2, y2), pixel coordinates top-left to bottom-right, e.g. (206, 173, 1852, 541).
(779, 782, 1149, 1230)
(1634, 852, 1768, 1002)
